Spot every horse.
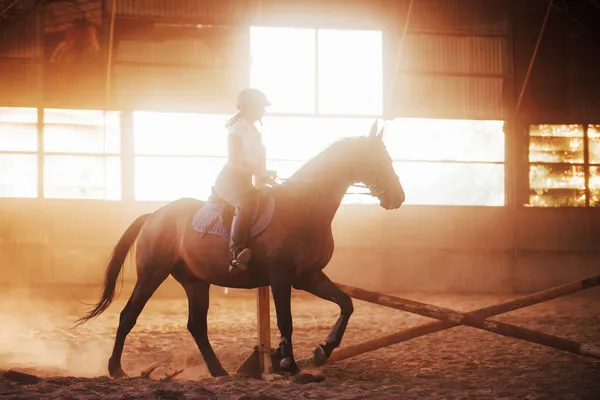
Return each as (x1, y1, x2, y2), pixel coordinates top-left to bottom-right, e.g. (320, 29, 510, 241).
(75, 121, 406, 379)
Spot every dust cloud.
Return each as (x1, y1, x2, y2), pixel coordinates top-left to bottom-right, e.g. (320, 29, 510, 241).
(0, 286, 114, 377)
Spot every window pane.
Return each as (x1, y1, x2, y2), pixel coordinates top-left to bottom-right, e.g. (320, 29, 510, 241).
(588, 125, 600, 164)
(0, 107, 38, 151)
(394, 162, 504, 206)
(590, 166, 600, 207)
(44, 109, 121, 154)
(250, 26, 316, 114)
(528, 164, 585, 207)
(530, 164, 585, 190)
(529, 124, 584, 164)
(385, 118, 504, 162)
(0, 154, 37, 198)
(529, 190, 585, 207)
(135, 156, 226, 201)
(133, 112, 229, 156)
(262, 116, 374, 160)
(317, 29, 383, 115)
(44, 156, 121, 200)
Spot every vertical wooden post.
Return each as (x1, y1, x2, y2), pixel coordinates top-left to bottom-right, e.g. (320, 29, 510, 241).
(236, 153, 279, 380)
(256, 285, 272, 376)
(255, 166, 272, 377)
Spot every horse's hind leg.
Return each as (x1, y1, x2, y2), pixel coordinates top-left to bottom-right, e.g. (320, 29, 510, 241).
(108, 272, 168, 378)
(172, 267, 228, 377)
(293, 270, 354, 366)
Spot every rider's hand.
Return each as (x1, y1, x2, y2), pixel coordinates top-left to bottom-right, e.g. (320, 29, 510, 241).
(260, 170, 277, 184)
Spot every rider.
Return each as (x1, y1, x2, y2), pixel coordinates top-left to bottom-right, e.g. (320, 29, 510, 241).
(213, 88, 273, 271)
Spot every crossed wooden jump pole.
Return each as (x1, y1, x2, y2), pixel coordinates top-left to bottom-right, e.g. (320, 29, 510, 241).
(297, 275, 600, 369)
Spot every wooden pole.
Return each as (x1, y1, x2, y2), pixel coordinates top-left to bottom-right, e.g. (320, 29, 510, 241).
(298, 275, 600, 368)
(256, 284, 272, 376)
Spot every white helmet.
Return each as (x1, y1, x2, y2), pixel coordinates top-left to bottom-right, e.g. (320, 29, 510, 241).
(236, 88, 271, 111)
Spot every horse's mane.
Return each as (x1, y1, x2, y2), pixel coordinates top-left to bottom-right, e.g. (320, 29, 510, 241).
(284, 136, 367, 183)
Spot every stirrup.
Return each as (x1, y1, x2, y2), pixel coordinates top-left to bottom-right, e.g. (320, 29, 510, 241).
(229, 248, 252, 271)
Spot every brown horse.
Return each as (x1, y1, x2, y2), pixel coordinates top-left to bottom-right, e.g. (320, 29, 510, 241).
(75, 121, 405, 379)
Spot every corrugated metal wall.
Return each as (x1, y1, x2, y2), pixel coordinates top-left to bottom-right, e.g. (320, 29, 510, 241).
(111, 25, 248, 112)
(113, 0, 247, 24)
(389, 0, 511, 120)
(567, 34, 600, 122)
(391, 34, 510, 120)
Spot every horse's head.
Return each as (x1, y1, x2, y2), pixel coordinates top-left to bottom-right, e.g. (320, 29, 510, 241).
(355, 120, 405, 210)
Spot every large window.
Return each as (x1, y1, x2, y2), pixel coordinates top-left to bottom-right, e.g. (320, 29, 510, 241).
(43, 109, 121, 200)
(0, 107, 38, 198)
(251, 26, 383, 204)
(250, 26, 383, 116)
(133, 111, 228, 201)
(386, 118, 505, 206)
(528, 124, 600, 207)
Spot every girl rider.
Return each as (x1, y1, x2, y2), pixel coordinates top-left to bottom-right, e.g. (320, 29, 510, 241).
(213, 88, 274, 271)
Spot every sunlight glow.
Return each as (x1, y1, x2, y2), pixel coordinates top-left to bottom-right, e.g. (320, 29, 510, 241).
(0, 107, 37, 152)
(0, 26, 508, 206)
(250, 27, 316, 114)
(317, 29, 383, 115)
(44, 109, 120, 154)
(528, 124, 600, 207)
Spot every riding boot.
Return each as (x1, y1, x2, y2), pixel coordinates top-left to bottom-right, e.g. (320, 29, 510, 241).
(229, 189, 260, 271)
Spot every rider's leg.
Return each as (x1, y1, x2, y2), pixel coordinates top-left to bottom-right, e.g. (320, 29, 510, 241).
(229, 187, 261, 270)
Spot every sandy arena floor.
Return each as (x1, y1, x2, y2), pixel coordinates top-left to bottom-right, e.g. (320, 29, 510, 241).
(1, 284, 599, 399)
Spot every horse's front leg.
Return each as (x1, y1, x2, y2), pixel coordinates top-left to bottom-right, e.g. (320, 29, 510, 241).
(293, 270, 354, 366)
(270, 276, 298, 374)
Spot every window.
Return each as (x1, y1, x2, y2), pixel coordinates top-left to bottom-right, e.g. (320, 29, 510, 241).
(42, 109, 121, 199)
(0, 154, 37, 198)
(0, 107, 38, 152)
(44, 109, 120, 154)
(133, 111, 229, 201)
(394, 162, 504, 206)
(250, 26, 383, 204)
(134, 156, 225, 201)
(385, 118, 505, 206)
(44, 156, 121, 200)
(317, 29, 383, 115)
(0, 107, 38, 198)
(250, 26, 383, 116)
(250, 27, 316, 114)
(133, 112, 229, 156)
(261, 116, 374, 160)
(528, 124, 600, 207)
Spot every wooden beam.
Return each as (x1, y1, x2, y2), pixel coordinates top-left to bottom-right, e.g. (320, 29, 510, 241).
(298, 275, 600, 369)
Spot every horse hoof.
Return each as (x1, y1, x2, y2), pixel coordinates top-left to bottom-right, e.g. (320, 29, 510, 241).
(313, 345, 328, 367)
(280, 357, 293, 370)
(109, 367, 129, 379)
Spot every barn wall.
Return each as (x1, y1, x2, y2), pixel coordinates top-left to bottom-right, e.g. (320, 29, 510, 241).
(1, 198, 599, 294)
(389, 0, 511, 120)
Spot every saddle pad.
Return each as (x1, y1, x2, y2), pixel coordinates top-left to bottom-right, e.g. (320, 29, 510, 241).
(191, 196, 275, 240)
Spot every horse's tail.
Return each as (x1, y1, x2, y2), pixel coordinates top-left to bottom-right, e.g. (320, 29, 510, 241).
(74, 213, 152, 327)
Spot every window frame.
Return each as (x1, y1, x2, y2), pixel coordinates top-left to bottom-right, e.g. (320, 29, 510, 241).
(250, 25, 384, 119)
(527, 122, 600, 208)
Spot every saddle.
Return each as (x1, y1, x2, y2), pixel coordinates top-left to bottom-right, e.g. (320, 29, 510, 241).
(191, 187, 275, 240)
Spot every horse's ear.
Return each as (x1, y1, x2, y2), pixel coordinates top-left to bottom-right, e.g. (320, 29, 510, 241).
(369, 119, 378, 138)
(376, 127, 384, 141)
